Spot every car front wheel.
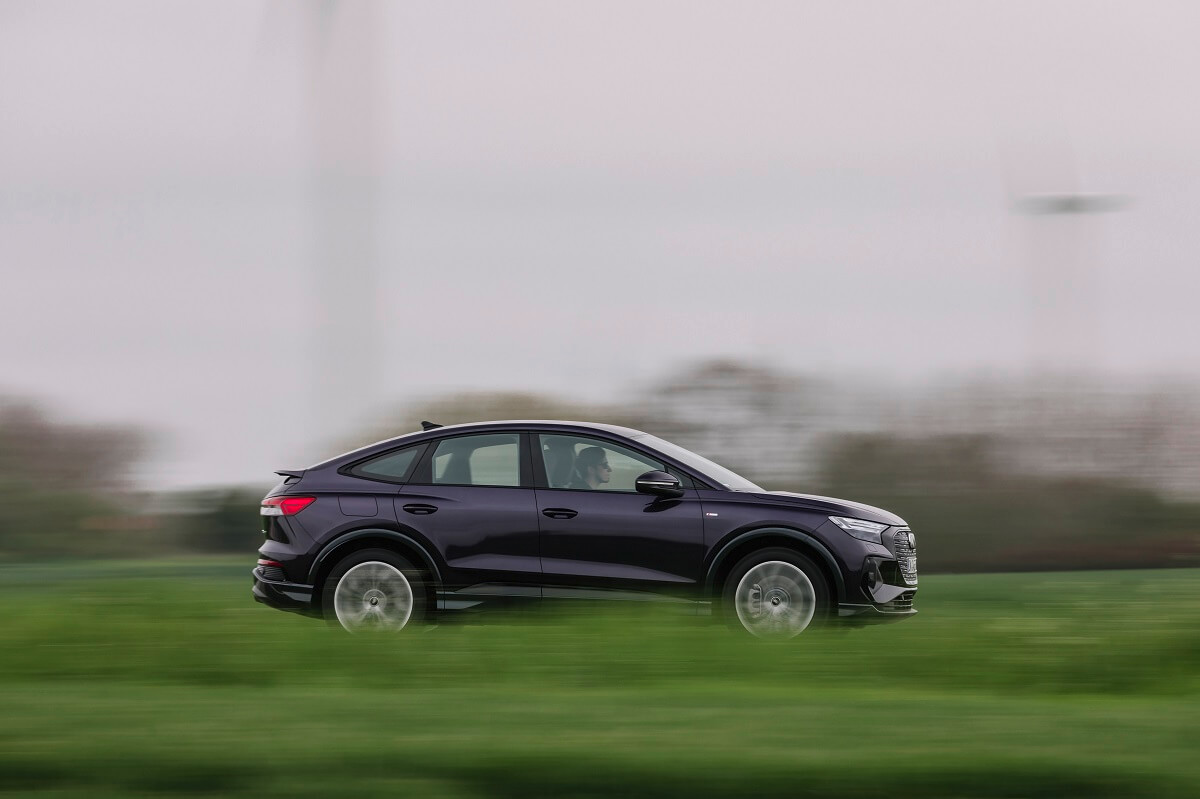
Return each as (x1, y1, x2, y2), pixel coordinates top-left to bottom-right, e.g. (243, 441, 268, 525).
(723, 548, 829, 639)
(322, 549, 427, 633)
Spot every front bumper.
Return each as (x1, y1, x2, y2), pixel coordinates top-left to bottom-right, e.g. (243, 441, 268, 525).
(837, 602, 917, 625)
(847, 526, 918, 621)
(252, 568, 317, 616)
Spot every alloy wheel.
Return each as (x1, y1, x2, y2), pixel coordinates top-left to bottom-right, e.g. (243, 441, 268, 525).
(332, 560, 415, 633)
(734, 560, 817, 639)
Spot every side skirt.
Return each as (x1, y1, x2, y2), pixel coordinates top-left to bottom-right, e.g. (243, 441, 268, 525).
(436, 583, 713, 615)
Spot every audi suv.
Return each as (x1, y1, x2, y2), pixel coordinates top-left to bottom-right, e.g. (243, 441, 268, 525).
(252, 421, 918, 638)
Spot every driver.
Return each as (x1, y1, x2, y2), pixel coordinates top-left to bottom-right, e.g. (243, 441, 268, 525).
(569, 446, 612, 490)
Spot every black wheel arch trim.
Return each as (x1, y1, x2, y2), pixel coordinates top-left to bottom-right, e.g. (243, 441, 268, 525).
(704, 526, 846, 601)
(307, 526, 444, 587)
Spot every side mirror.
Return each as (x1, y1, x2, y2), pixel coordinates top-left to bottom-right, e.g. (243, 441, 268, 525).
(635, 470, 685, 499)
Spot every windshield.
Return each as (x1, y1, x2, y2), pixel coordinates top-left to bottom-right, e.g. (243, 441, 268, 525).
(633, 434, 763, 492)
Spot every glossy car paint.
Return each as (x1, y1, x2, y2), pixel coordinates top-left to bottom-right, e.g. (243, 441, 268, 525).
(251, 421, 917, 623)
(396, 483, 541, 580)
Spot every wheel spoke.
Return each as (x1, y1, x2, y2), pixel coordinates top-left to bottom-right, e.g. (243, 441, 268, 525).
(333, 561, 415, 633)
(733, 561, 816, 639)
(764, 562, 787, 583)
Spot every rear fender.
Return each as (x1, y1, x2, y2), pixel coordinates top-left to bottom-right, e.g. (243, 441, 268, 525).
(308, 527, 444, 587)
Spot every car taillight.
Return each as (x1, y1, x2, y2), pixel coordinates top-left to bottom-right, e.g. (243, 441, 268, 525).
(260, 496, 316, 516)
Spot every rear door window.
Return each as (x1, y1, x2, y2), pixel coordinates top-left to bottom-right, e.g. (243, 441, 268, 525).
(430, 433, 521, 487)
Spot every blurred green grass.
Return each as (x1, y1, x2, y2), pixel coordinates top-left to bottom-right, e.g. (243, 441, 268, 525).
(0, 561, 1198, 798)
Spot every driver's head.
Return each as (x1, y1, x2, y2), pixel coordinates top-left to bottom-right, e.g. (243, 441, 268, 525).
(576, 446, 611, 485)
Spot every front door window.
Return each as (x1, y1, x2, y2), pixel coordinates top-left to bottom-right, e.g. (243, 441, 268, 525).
(538, 434, 664, 491)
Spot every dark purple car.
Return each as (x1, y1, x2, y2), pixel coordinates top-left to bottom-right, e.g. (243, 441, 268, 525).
(253, 420, 917, 638)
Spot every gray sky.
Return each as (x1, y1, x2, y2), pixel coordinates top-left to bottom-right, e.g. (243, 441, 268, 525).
(3, 1, 1200, 487)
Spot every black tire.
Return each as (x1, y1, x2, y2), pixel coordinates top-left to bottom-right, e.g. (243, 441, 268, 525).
(721, 547, 830, 639)
(321, 548, 428, 633)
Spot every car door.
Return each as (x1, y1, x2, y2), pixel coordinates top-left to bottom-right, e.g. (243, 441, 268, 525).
(533, 433, 705, 589)
(396, 431, 541, 588)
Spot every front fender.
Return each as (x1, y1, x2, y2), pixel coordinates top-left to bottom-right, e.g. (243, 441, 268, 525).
(703, 526, 846, 601)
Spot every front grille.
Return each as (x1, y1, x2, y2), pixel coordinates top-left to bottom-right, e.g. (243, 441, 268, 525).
(882, 591, 916, 612)
(892, 528, 918, 585)
(257, 566, 286, 582)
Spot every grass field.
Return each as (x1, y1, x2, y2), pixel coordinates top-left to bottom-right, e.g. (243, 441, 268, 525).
(0, 560, 1198, 798)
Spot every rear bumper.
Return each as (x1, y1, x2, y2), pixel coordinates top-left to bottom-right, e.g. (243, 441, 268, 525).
(252, 568, 317, 616)
(837, 602, 917, 625)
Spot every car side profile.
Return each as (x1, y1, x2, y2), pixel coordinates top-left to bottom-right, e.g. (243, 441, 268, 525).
(252, 421, 917, 639)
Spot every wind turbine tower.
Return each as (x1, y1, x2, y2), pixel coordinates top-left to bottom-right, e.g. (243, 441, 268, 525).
(1014, 188, 1125, 374)
(305, 2, 384, 445)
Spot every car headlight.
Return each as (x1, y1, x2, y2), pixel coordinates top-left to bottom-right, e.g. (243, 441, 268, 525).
(829, 516, 888, 544)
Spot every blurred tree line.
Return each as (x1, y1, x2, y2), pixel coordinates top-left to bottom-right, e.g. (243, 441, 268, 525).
(361, 364, 1200, 573)
(2, 361, 1198, 572)
(814, 433, 1200, 572)
(0, 399, 266, 561)
(0, 399, 152, 559)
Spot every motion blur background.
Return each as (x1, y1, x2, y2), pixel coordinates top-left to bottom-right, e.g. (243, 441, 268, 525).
(2, 0, 1198, 568)
(2, 3, 1200, 797)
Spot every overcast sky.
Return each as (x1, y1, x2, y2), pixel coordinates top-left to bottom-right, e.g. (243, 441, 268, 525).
(3, 1, 1200, 487)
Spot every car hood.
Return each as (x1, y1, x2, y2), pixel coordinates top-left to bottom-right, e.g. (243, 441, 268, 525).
(751, 491, 907, 527)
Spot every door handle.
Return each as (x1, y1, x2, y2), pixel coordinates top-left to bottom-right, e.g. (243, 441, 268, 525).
(402, 503, 438, 515)
(542, 508, 578, 520)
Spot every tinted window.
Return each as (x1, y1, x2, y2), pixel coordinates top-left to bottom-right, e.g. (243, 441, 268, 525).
(351, 445, 423, 482)
(431, 434, 520, 487)
(539, 434, 664, 492)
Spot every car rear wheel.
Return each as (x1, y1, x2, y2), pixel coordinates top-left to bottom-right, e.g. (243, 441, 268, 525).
(723, 548, 829, 639)
(323, 549, 427, 633)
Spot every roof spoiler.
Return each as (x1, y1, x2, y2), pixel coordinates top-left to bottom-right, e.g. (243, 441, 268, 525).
(274, 469, 305, 479)
(420, 420, 442, 431)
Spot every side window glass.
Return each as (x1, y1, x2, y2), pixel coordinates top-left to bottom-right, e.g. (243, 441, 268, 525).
(431, 434, 520, 487)
(539, 434, 664, 492)
(351, 445, 423, 483)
